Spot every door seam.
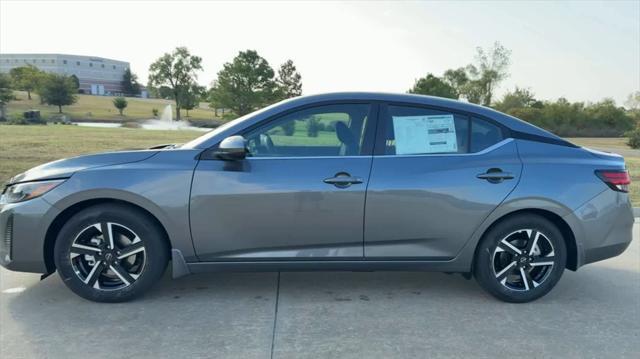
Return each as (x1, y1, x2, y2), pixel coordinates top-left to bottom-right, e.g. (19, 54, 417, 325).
(362, 102, 382, 257)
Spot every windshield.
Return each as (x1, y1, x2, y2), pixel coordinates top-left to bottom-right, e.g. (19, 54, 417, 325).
(180, 115, 249, 149)
(181, 100, 288, 149)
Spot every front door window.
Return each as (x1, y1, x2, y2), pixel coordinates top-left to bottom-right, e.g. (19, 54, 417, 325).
(244, 104, 371, 157)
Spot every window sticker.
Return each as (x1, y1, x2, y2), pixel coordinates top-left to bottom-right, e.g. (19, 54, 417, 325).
(392, 114, 457, 154)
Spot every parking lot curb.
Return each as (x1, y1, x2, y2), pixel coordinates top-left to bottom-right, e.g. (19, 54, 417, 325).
(634, 207, 640, 218)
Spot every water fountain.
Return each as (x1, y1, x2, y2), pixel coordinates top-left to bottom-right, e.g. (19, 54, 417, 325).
(141, 104, 200, 130)
(74, 103, 209, 131)
(145, 105, 182, 130)
(160, 104, 173, 123)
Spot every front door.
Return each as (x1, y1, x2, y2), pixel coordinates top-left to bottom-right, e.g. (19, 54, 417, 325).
(190, 103, 375, 261)
(364, 104, 522, 259)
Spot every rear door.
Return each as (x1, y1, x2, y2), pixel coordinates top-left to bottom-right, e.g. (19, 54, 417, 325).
(364, 104, 522, 259)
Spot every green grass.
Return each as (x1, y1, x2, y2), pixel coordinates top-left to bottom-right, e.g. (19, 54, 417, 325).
(624, 157, 640, 204)
(5, 91, 218, 122)
(270, 131, 340, 146)
(0, 124, 203, 184)
(268, 123, 341, 146)
(565, 137, 632, 151)
(264, 115, 349, 146)
(1, 125, 638, 205)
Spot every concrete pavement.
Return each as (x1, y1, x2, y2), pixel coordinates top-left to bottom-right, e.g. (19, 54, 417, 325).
(1, 222, 639, 358)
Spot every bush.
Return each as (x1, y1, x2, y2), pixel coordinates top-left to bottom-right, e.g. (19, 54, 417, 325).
(324, 121, 338, 132)
(188, 118, 225, 128)
(112, 97, 128, 116)
(280, 121, 295, 136)
(307, 117, 320, 137)
(221, 112, 237, 121)
(7, 113, 45, 125)
(7, 115, 28, 125)
(49, 114, 71, 124)
(121, 121, 141, 129)
(503, 98, 635, 137)
(626, 128, 640, 149)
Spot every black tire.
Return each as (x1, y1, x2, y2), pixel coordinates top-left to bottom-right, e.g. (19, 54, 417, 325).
(474, 214, 567, 303)
(54, 203, 169, 302)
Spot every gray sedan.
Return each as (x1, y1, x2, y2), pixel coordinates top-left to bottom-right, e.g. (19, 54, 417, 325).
(0, 93, 633, 302)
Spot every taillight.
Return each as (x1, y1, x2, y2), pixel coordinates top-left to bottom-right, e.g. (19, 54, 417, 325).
(595, 170, 631, 193)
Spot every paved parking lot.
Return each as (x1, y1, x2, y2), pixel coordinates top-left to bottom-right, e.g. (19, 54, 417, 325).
(1, 222, 638, 358)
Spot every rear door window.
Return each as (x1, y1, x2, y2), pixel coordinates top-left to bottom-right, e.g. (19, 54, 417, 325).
(380, 105, 469, 155)
(378, 105, 506, 155)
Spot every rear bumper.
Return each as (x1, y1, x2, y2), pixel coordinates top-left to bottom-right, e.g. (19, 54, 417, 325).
(584, 242, 631, 264)
(0, 198, 58, 273)
(565, 189, 634, 269)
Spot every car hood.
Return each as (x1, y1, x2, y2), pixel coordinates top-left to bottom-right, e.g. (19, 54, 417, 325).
(7, 150, 159, 185)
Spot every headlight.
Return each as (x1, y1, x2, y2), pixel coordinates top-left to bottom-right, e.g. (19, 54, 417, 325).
(1, 179, 65, 204)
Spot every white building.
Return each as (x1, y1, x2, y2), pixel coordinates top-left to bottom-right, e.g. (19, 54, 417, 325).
(0, 53, 130, 95)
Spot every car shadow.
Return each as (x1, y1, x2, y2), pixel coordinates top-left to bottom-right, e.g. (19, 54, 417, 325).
(5, 263, 640, 310)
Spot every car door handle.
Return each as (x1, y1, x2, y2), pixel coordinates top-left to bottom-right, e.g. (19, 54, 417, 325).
(323, 174, 363, 187)
(476, 170, 514, 183)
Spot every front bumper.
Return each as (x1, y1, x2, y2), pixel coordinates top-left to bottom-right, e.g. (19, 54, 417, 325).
(0, 197, 59, 273)
(565, 189, 635, 269)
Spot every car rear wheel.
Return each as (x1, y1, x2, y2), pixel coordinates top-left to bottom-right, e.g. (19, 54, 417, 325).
(54, 203, 169, 302)
(474, 214, 567, 303)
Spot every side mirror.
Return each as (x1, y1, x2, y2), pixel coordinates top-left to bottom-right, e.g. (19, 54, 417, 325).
(215, 135, 247, 160)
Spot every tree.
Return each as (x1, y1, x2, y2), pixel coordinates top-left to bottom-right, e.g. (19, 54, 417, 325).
(493, 87, 539, 113)
(625, 91, 640, 129)
(113, 96, 128, 115)
(307, 116, 320, 137)
(585, 98, 634, 131)
(148, 47, 203, 121)
(0, 73, 14, 120)
(178, 84, 203, 117)
(69, 74, 80, 91)
(465, 42, 511, 105)
(408, 73, 458, 99)
(209, 50, 278, 116)
(276, 59, 302, 99)
(407, 42, 511, 105)
(624, 91, 640, 111)
(280, 121, 295, 136)
(502, 96, 634, 137)
(627, 128, 640, 149)
(9, 65, 44, 100)
(38, 74, 78, 113)
(147, 83, 173, 99)
(442, 68, 469, 94)
(460, 77, 485, 104)
(121, 68, 140, 96)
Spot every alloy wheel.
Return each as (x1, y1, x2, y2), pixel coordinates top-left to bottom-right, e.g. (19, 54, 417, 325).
(492, 229, 556, 291)
(69, 222, 146, 290)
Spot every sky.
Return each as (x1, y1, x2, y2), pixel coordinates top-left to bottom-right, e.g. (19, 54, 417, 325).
(1, 0, 638, 104)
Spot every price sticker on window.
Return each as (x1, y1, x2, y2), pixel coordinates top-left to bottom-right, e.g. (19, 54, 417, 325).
(392, 114, 457, 154)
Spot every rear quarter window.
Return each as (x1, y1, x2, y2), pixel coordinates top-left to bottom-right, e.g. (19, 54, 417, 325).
(470, 117, 504, 152)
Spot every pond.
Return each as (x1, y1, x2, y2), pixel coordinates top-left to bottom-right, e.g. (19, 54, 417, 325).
(73, 121, 211, 132)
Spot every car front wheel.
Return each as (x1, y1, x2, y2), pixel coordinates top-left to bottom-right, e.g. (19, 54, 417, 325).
(474, 214, 567, 303)
(54, 203, 169, 302)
